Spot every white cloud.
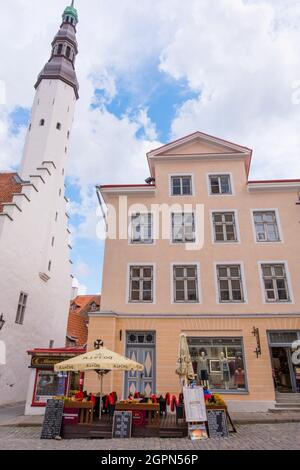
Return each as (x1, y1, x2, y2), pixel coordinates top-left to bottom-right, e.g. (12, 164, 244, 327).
(1, 0, 300, 250)
(158, 0, 300, 178)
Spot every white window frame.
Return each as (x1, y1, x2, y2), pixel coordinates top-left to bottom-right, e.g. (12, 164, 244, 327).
(15, 292, 28, 325)
(207, 172, 234, 196)
(129, 213, 153, 245)
(171, 262, 201, 304)
(169, 174, 194, 197)
(127, 263, 156, 304)
(171, 212, 196, 244)
(210, 210, 240, 243)
(214, 262, 247, 304)
(258, 261, 294, 304)
(251, 209, 283, 244)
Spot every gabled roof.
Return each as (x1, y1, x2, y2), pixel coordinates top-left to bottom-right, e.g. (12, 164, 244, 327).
(67, 295, 101, 347)
(146, 131, 252, 177)
(0, 173, 22, 213)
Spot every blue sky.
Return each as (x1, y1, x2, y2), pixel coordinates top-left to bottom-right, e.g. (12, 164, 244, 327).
(2, 0, 300, 295)
(8, 60, 199, 294)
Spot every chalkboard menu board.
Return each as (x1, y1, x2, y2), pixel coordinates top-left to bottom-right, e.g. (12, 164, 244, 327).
(41, 399, 64, 440)
(112, 411, 132, 439)
(207, 409, 229, 438)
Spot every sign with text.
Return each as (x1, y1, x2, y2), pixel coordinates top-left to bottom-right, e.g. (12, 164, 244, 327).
(41, 399, 64, 439)
(207, 408, 229, 438)
(112, 411, 132, 438)
(183, 386, 207, 423)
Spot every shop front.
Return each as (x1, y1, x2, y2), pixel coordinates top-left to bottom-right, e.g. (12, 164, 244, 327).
(86, 314, 300, 412)
(268, 331, 300, 394)
(25, 348, 85, 415)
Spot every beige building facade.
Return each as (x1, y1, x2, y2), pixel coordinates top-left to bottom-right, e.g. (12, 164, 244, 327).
(87, 132, 300, 412)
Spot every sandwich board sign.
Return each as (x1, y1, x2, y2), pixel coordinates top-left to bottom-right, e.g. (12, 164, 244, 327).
(183, 386, 207, 423)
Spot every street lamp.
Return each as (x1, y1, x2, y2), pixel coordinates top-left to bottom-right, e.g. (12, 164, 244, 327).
(0, 314, 5, 331)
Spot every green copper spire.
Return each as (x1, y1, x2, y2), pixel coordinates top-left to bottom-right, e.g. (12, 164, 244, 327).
(63, 1, 78, 26)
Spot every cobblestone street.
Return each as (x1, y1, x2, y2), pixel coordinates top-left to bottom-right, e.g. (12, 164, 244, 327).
(0, 423, 299, 450)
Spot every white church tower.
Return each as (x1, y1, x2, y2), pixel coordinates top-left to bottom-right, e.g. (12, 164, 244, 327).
(0, 2, 79, 409)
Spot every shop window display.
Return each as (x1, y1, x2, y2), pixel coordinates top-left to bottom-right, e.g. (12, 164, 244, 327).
(188, 337, 247, 392)
(34, 370, 67, 404)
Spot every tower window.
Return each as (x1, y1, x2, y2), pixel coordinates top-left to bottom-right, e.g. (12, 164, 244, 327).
(39, 119, 45, 126)
(56, 122, 62, 130)
(55, 212, 58, 222)
(57, 44, 63, 55)
(67, 131, 70, 139)
(29, 124, 32, 131)
(48, 261, 52, 272)
(51, 237, 55, 247)
(66, 46, 71, 59)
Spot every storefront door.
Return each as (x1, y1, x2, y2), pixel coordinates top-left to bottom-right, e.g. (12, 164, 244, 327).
(268, 331, 300, 394)
(124, 331, 156, 398)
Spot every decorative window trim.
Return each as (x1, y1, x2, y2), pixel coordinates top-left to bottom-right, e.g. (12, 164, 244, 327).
(126, 263, 156, 305)
(169, 173, 194, 197)
(250, 208, 283, 244)
(214, 262, 248, 304)
(210, 209, 241, 244)
(258, 261, 294, 304)
(206, 172, 235, 196)
(170, 262, 202, 304)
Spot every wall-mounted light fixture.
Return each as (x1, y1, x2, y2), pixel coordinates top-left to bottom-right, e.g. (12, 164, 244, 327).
(0, 314, 5, 331)
(252, 327, 261, 358)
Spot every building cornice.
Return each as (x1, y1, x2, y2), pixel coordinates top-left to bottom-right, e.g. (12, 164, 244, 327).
(247, 180, 300, 192)
(88, 311, 300, 319)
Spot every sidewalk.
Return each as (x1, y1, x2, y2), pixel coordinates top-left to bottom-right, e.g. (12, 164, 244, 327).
(1, 403, 300, 427)
(0, 403, 43, 427)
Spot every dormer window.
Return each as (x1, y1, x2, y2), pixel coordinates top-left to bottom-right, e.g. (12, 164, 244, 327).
(39, 119, 45, 126)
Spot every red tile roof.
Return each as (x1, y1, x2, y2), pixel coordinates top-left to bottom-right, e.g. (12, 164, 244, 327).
(67, 295, 101, 348)
(0, 173, 22, 212)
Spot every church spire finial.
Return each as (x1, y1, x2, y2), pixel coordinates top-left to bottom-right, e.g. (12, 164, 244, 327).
(71, 0, 75, 7)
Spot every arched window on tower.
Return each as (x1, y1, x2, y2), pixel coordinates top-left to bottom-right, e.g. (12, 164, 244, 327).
(66, 46, 71, 59)
(57, 44, 63, 55)
(39, 119, 45, 126)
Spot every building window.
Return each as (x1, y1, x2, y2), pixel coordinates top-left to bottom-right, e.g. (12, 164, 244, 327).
(48, 261, 52, 272)
(55, 212, 58, 222)
(39, 119, 45, 126)
(129, 266, 153, 303)
(171, 176, 192, 196)
(67, 131, 70, 139)
(188, 337, 247, 392)
(15, 292, 28, 325)
(261, 264, 290, 302)
(51, 237, 55, 247)
(173, 265, 198, 303)
(172, 213, 195, 243)
(66, 46, 71, 58)
(130, 213, 153, 244)
(213, 212, 237, 242)
(33, 370, 67, 405)
(56, 122, 62, 130)
(209, 174, 232, 195)
(57, 44, 63, 55)
(253, 211, 280, 242)
(217, 265, 244, 303)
